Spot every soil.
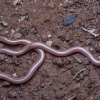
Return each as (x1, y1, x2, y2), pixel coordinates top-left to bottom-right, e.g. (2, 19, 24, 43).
(0, 0, 100, 100)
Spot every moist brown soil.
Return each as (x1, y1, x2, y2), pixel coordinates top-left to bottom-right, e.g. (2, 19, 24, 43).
(0, 0, 100, 100)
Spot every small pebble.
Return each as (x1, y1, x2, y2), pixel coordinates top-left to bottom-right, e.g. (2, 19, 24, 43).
(60, 3, 63, 6)
(20, 16, 26, 21)
(39, 14, 51, 24)
(95, 42, 100, 52)
(41, 35, 47, 42)
(48, 0, 55, 8)
(98, 56, 100, 60)
(57, 30, 66, 41)
(69, 9, 75, 13)
(69, 40, 73, 44)
(62, 14, 77, 26)
(20, 27, 28, 36)
(1, 21, 8, 27)
(8, 91, 17, 98)
(47, 34, 52, 38)
(46, 41, 52, 47)
(53, 43, 60, 49)
(71, 69, 77, 75)
(85, 39, 91, 46)
(14, 33, 22, 39)
(79, 73, 84, 79)
(75, 78, 80, 82)
(97, 42, 100, 48)
(63, 2, 68, 8)
(12, 73, 17, 77)
(84, 58, 90, 65)
(15, 27, 21, 32)
(53, 58, 66, 67)
(13, 0, 21, 6)
(12, 56, 19, 65)
(72, 83, 80, 90)
(11, 29, 15, 34)
(66, 33, 71, 41)
(83, 70, 88, 76)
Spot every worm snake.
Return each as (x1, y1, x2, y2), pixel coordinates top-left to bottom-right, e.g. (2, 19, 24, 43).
(0, 36, 100, 84)
(0, 36, 45, 84)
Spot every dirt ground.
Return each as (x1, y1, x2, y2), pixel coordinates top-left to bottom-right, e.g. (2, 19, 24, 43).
(0, 0, 100, 100)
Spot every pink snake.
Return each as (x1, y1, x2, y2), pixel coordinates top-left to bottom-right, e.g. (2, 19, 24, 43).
(0, 36, 99, 84)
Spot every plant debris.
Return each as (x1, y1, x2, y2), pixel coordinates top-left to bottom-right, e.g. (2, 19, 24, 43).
(80, 24, 99, 37)
(73, 68, 86, 79)
(68, 95, 76, 100)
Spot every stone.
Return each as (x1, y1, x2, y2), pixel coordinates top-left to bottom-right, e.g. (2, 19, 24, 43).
(47, 34, 52, 38)
(14, 33, 22, 39)
(41, 35, 47, 42)
(20, 27, 28, 36)
(53, 58, 66, 67)
(79, 73, 84, 79)
(63, 3, 68, 8)
(12, 56, 19, 65)
(48, 0, 55, 8)
(39, 14, 51, 24)
(46, 41, 52, 47)
(95, 42, 100, 52)
(84, 58, 90, 65)
(1, 21, 8, 27)
(8, 91, 17, 98)
(12, 73, 17, 77)
(66, 33, 71, 41)
(57, 30, 66, 41)
(72, 83, 81, 90)
(53, 43, 60, 49)
(11, 29, 15, 34)
(20, 16, 26, 21)
(13, 0, 21, 6)
(69, 9, 75, 13)
(62, 14, 77, 26)
(85, 39, 91, 46)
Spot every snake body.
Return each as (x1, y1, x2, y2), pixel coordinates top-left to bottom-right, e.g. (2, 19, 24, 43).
(0, 36, 99, 84)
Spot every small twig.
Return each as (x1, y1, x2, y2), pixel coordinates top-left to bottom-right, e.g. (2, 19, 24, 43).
(73, 68, 86, 79)
(80, 25, 99, 37)
(68, 95, 76, 100)
(74, 56, 82, 64)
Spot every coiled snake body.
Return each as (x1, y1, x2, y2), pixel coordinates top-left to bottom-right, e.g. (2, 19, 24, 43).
(0, 36, 99, 84)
